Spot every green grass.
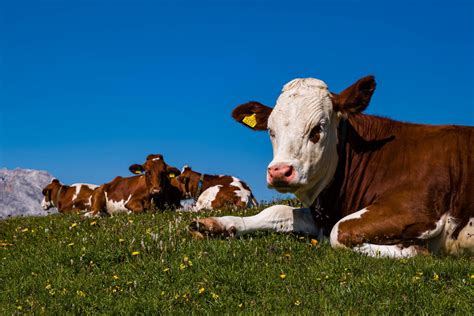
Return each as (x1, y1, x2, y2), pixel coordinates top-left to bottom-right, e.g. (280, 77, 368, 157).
(1, 204, 473, 314)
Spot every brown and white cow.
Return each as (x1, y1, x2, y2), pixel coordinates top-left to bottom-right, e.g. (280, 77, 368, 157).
(86, 154, 181, 216)
(41, 179, 98, 213)
(174, 166, 258, 211)
(190, 75, 473, 257)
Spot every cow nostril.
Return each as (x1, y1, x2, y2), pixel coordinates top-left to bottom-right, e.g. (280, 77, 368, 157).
(283, 166, 293, 178)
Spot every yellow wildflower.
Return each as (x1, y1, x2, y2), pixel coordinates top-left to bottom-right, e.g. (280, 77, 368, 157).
(294, 300, 301, 306)
(90, 221, 97, 226)
(198, 287, 205, 294)
(128, 219, 134, 224)
(433, 273, 439, 281)
(76, 290, 86, 297)
(112, 275, 119, 280)
(238, 303, 243, 308)
(280, 273, 286, 280)
(70, 223, 78, 228)
(470, 274, 474, 279)
(45, 284, 52, 290)
(310, 239, 318, 246)
(211, 292, 219, 300)
(131, 251, 140, 256)
(163, 267, 170, 272)
(179, 263, 186, 270)
(119, 238, 125, 243)
(16, 305, 22, 310)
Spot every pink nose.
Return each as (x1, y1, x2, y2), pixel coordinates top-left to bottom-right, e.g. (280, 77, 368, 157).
(267, 164, 295, 185)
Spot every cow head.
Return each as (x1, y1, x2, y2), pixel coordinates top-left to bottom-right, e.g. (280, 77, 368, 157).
(232, 76, 376, 206)
(174, 166, 196, 197)
(41, 179, 61, 210)
(128, 154, 180, 197)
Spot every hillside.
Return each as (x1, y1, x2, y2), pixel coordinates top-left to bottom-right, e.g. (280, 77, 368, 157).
(0, 168, 57, 219)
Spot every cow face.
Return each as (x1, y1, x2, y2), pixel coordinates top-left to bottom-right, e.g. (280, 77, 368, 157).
(174, 166, 194, 196)
(129, 154, 180, 197)
(41, 179, 61, 210)
(232, 76, 376, 205)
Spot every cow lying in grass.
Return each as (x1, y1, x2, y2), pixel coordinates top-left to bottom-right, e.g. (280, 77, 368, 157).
(85, 154, 181, 216)
(189, 75, 473, 257)
(41, 179, 98, 213)
(174, 166, 258, 211)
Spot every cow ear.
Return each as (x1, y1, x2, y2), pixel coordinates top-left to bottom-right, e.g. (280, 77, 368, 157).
(51, 179, 60, 184)
(332, 76, 376, 114)
(166, 166, 181, 178)
(129, 164, 145, 174)
(232, 101, 273, 131)
(181, 165, 192, 173)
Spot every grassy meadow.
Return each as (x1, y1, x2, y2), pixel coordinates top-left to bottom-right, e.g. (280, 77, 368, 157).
(1, 203, 473, 314)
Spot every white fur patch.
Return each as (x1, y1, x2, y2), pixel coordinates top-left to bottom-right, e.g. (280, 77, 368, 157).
(419, 214, 447, 239)
(71, 183, 98, 190)
(429, 216, 474, 255)
(105, 192, 132, 215)
(230, 177, 255, 206)
(353, 244, 419, 258)
(330, 208, 369, 249)
(41, 197, 51, 210)
(195, 185, 222, 210)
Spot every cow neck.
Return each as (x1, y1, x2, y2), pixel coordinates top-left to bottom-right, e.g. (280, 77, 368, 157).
(311, 114, 399, 232)
(54, 185, 64, 210)
(188, 172, 206, 200)
(310, 117, 348, 233)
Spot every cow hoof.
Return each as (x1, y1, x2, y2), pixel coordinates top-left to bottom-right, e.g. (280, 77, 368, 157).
(188, 218, 235, 239)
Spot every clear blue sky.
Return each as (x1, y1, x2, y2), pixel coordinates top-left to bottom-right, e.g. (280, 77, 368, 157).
(1, 0, 473, 202)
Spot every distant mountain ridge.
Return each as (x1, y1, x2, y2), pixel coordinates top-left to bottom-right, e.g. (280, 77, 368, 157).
(0, 168, 58, 219)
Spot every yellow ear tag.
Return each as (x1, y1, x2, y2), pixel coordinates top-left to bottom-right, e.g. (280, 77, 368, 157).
(133, 170, 142, 175)
(242, 113, 257, 128)
(169, 173, 175, 178)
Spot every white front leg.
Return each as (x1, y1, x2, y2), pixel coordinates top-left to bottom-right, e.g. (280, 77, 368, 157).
(190, 205, 323, 239)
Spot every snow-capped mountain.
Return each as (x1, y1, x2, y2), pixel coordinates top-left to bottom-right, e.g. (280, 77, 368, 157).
(0, 168, 58, 219)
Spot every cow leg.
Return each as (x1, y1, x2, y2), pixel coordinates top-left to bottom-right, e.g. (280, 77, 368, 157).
(189, 204, 323, 239)
(125, 200, 145, 213)
(84, 188, 106, 217)
(329, 206, 440, 258)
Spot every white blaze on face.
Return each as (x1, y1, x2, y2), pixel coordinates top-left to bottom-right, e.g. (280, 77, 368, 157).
(267, 78, 340, 206)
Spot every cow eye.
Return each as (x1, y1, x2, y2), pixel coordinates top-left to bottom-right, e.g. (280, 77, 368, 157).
(268, 128, 275, 138)
(309, 124, 322, 143)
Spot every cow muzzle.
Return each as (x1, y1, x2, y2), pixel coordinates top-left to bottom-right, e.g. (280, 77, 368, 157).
(267, 164, 297, 189)
(41, 199, 52, 210)
(150, 188, 162, 196)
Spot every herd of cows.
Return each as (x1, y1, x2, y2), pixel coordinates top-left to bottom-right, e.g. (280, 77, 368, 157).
(41, 154, 258, 216)
(42, 75, 473, 258)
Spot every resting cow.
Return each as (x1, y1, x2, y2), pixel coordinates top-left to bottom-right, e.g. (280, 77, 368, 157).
(175, 166, 258, 211)
(41, 179, 98, 213)
(86, 154, 180, 216)
(190, 75, 473, 257)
